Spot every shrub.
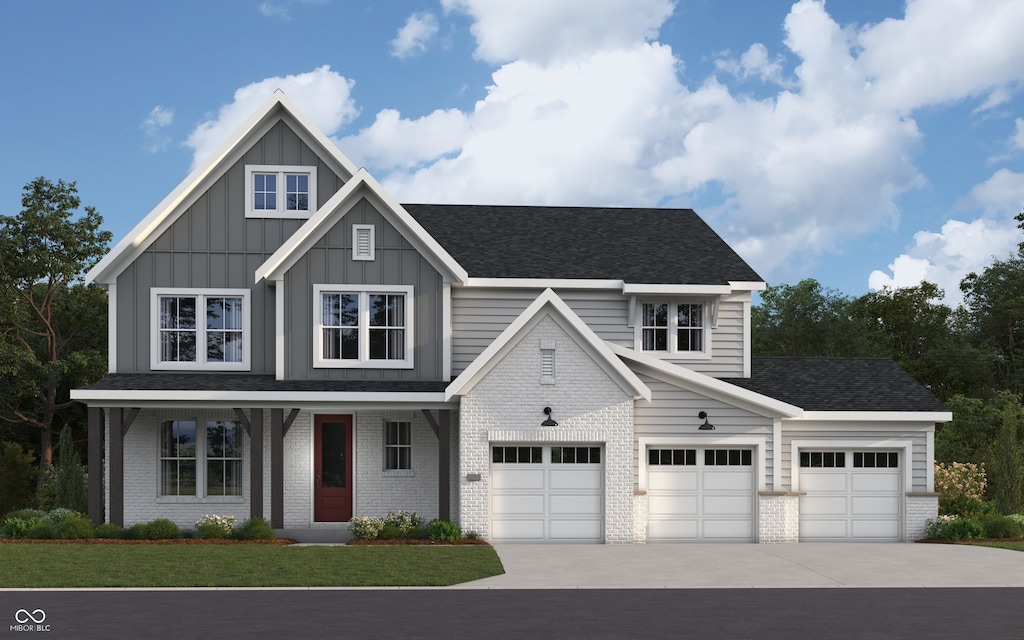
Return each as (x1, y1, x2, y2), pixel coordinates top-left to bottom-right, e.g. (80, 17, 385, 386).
(0, 442, 37, 516)
(426, 519, 462, 542)
(1, 517, 38, 539)
(144, 518, 182, 540)
(935, 462, 987, 517)
(980, 514, 1024, 539)
(349, 516, 385, 541)
(377, 524, 407, 540)
(94, 523, 124, 539)
(56, 512, 94, 540)
(464, 530, 479, 540)
(926, 515, 985, 541)
(232, 517, 275, 541)
(195, 514, 236, 539)
(383, 511, 423, 534)
(24, 520, 57, 539)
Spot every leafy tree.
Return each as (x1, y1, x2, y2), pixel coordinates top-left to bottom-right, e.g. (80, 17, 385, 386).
(0, 441, 37, 516)
(0, 178, 111, 488)
(752, 279, 878, 357)
(850, 282, 989, 401)
(958, 210, 1024, 396)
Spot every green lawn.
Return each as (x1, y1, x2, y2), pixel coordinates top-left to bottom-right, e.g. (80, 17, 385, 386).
(0, 544, 504, 588)
(960, 541, 1024, 552)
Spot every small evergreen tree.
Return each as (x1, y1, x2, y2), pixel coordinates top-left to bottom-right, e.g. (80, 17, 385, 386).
(53, 425, 87, 513)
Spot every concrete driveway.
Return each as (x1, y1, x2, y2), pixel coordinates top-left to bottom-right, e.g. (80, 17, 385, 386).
(458, 543, 1024, 589)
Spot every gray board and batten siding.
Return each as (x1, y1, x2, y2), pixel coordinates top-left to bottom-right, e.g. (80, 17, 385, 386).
(114, 120, 346, 374)
(282, 196, 446, 381)
(450, 288, 750, 377)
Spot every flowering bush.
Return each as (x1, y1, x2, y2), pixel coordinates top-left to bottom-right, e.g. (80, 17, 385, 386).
(195, 514, 236, 539)
(383, 511, 423, 534)
(349, 516, 385, 540)
(935, 462, 987, 516)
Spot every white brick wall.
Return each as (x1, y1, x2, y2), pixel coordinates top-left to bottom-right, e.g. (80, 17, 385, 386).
(354, 410, 440, 520)
(906, 494, 938, 541)
(116, 409, 251, 529)
(633, 494, 648, 543)
(758, 493, 800, 543)
(458, 315, 636, 543)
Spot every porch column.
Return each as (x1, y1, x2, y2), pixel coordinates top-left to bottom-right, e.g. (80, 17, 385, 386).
(439, 410, 451, 521)
(108, 408, 139, 527)
(234, 408, 264, 521)
(87, 407, 104, 525)
(423, 409, 452, 521)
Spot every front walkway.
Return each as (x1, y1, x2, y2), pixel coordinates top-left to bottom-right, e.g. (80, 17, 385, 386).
(457, 543, 1024, 589)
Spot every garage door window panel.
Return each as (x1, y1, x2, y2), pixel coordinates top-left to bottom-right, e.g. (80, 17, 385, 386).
(492, 446, 542, 464)
(649, 449, 696, 466)
(854, 452, 899, 468)
(705, 449, 752, 466)
(800, 451, 846, 468)
(552, 446, 601, 464)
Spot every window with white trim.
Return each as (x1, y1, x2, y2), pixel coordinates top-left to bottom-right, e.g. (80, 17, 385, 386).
(384, 421, 412, 470)
(314, 284, 414, 368)
(152, 289, 250, 371)
(638, 301, 706, 354)
(160, 419, 243, 497)
(244, 165, 317, 218)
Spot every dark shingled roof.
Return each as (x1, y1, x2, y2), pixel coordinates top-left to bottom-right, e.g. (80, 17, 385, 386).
(721, 358, 948, 413)
(83, 374, 449, 393)
(403, 204, 763, 284)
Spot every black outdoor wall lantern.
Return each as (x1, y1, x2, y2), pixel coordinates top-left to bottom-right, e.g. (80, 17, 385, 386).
(541, 407, 558, 427)
(698, 411, 715, 430)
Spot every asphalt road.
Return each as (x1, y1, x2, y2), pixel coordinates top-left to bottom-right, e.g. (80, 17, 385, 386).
(1, 588, 1018, 640)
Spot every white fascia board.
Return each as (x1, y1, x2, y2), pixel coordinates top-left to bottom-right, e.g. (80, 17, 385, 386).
(622, 283, 733, 295)
(256, 170, 468, 284)
(729, 281, 767, 292)
(86, 91, 359, 285)
(609, 342, 803, 418)
(795, 411, 953, 423)
(446, 288, 651, 402)
(70, 389, 449, 405)
(461, 278, 624, 289)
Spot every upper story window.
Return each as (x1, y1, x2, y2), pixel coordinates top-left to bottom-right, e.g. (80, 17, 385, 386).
(151, 288, 251, 371)
(244, 165, 317, 218)
(313, 284, 414, 369)
(637, 301, 707, 356)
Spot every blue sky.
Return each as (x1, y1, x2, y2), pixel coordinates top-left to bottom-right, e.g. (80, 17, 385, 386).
(2, 0, 1023, 305)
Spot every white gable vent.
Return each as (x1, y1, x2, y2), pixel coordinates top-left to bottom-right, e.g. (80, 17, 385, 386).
(541, 348, 555, 384)
(353, 224, 375, 261)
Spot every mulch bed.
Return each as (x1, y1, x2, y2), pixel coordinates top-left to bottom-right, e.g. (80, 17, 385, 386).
(347, 538, 490, 545)
(0, 538, 296, 545)
(917, 537, 1024, 544)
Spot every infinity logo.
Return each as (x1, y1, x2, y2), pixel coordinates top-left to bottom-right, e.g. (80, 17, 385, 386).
(15, 609, 45, 624)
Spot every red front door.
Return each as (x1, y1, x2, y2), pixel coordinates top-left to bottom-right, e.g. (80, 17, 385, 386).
(314, 415, 353, 522)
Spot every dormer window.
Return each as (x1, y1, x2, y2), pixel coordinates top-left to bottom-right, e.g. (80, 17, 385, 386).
(637, 301, 707, 355)
(244, 165, 317, 218)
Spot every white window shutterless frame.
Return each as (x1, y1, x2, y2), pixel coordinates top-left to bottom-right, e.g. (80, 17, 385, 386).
(313, 284, 415, 369)
(151, 289, 251, 371)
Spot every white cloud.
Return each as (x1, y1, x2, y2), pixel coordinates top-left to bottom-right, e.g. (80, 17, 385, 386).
(441, 0, 675, 64)
(1014, 118, 1024, 150)
(184, 65, 358, 169)
(870, 169, 1024, 305)
(340, 108, 470, 170)
(259, 2, 290, 20)
(391, 12, 439, 59)
(715, 44, 786, 84)
(141, 105, 174, 153)
(868, 217, 1020, 306)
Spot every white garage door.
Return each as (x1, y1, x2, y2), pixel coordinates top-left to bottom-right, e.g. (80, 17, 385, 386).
(647, 448, 756, 542)
(799, 451, 902, 542)
(490, 445, 604, 543)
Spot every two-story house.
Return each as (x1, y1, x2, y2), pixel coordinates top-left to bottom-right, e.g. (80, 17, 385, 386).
(72, 91, 950, 543)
